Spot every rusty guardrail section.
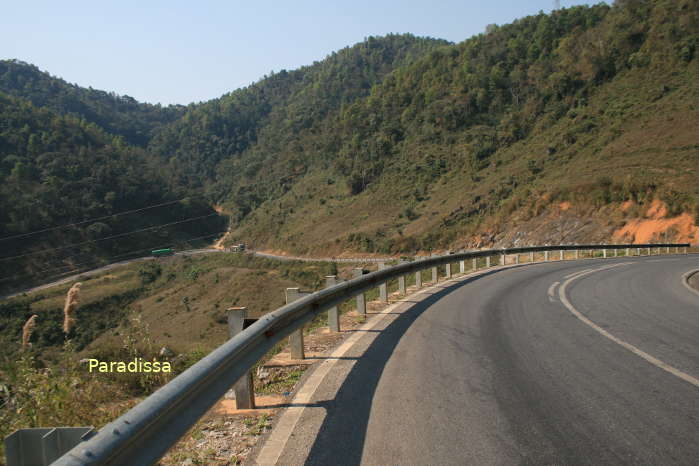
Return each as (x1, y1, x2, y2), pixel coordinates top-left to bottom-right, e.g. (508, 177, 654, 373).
(50, 243, 689, 465)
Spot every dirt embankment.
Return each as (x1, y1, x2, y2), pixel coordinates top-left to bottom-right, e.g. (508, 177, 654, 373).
(211, 204, 230, 250)
(613, 199, 699, 244)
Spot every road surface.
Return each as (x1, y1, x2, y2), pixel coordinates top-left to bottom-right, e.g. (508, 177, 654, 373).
(252, 255, 699, 465)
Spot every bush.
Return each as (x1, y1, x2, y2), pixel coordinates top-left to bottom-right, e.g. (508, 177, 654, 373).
(137, 262, 162, 285)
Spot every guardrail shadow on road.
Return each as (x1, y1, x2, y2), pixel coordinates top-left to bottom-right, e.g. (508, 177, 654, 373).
(302, 268, 508, 466)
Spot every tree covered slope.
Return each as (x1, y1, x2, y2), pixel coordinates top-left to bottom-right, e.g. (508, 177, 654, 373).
(166, 0, 697, 253)
(0, 60, 185, 147)
(2, 1, 699, 289)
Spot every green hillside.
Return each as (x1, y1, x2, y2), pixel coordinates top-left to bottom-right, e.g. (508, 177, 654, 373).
(0, 93, 223, 293)
(147, 34, 450, 187)
(0, 60, 185, 147)
(0, 35, 449, 293)
(178, 0, 697, 253)
(2, 1, 699, 294)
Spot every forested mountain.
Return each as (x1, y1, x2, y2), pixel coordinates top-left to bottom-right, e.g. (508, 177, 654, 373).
(0, 60, 185, 147)
(1, 0, 698, 294)
(147, 34, 451, 186)
(0, 34, 448, 293)
(0, 92, 222, 293)
(170, 0, 697, 253)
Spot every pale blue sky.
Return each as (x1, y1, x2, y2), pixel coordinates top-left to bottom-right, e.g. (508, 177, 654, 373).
(2, 1, 604, 105)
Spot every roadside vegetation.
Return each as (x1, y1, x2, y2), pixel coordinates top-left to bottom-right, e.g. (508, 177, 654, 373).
(0, 252, 350, 463)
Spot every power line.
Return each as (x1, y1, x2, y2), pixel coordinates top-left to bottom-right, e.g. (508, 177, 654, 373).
(0, 213, 219, 262)
(0, 231, 227, 283)
(0, 195, 205, 242)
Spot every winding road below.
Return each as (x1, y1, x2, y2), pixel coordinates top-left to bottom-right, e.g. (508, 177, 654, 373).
(252, 255, 699, 465)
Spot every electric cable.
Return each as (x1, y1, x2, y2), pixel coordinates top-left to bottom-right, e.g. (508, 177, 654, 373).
(0, 195, 205, 242)
(0, 231, 227, 283)
(0, 213, 218, 262)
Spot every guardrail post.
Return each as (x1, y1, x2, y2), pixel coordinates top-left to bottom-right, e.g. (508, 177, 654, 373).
(626, 247, 630, 256)
(647, 247, 651, 255)
(325, 276, 340, 332)
(415, 269, 422, 288)
(227, 307, 255, 409)
(486, 256, 491, 267)
(378, 262, 388, 303)
(398, 260, 407, 295)
(472, 258, 477, 270)
(559, 250, 564, 260)
(500, 252, 505, 266)
(544, 251, 549, 261)
(529, 251, 534, 262)
(286, 288, 306, 359)
(666, 246, 670, 254)
(515, 254, 520, 264)
(353, 268, 367, 315)
(445, 262, 452, 278)
(459, 260, 465, 274)
(431, 265, 438, 283)
(676, 246, 679, 254)
(603, 249, 607, 258)
(684, 247, 688, 254)
(575, 250, 579, 259)
(637, 247, 641, 256)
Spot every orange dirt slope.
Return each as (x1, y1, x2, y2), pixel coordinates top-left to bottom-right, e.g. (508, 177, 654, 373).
(613, 200, 699, 244)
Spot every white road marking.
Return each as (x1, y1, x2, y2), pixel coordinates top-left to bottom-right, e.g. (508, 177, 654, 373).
(547, 282, 560, 302)
(558, 264, 699, 389)
(564, 269, 591, 279)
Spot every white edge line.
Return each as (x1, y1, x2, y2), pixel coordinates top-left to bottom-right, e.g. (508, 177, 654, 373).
(558, 265, 699, 389)
(254, 274, 472, 465)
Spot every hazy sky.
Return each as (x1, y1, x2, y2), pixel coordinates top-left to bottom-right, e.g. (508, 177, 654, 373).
(3, 1, 604, 105)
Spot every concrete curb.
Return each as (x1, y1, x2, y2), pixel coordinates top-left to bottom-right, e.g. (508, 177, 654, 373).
(681, 269, 699, 299)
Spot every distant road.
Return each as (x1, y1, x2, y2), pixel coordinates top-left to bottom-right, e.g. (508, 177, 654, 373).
(250, 250, 394, 263)
(2, 248, 395, 300)
(1, 248, 220, 300)
(256, 255, 699, 465)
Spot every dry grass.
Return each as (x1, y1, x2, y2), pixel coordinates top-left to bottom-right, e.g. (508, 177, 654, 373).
(63, 282, 82, 334)
(21, 314, 37, 348)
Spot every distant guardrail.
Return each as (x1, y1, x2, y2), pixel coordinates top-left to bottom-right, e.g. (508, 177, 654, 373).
(250, 250, 394, 263)
(35, 243, 689, 465)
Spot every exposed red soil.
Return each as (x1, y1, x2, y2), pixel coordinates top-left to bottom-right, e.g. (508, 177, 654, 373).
(613, 199, 699, 244)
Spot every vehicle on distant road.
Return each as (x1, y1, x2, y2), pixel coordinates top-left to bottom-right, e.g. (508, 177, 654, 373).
(229, 243, 246, 252)
(151, 248, 174, 257)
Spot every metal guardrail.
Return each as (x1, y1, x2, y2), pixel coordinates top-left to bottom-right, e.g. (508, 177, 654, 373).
(50, 243, 689, 465)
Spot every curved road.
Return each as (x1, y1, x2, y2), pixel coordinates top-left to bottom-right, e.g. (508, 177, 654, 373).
(253, 255, 699, 465)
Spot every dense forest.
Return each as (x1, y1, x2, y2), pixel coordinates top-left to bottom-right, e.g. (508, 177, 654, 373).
(0, 35, 447, 293)
(0, 92, 222, 293)
(0, 60, 185, 147)
(148, 0, 699, 253)
(1, 0, 698, 292)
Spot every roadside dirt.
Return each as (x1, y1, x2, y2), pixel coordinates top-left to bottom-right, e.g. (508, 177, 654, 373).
(613, 199, 699, 244)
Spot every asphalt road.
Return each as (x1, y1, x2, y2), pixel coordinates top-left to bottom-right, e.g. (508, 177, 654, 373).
(253, 255, 699, 465)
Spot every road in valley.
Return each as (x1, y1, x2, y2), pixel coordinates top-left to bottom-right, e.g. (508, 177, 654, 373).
(252, 255, 699, 465)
